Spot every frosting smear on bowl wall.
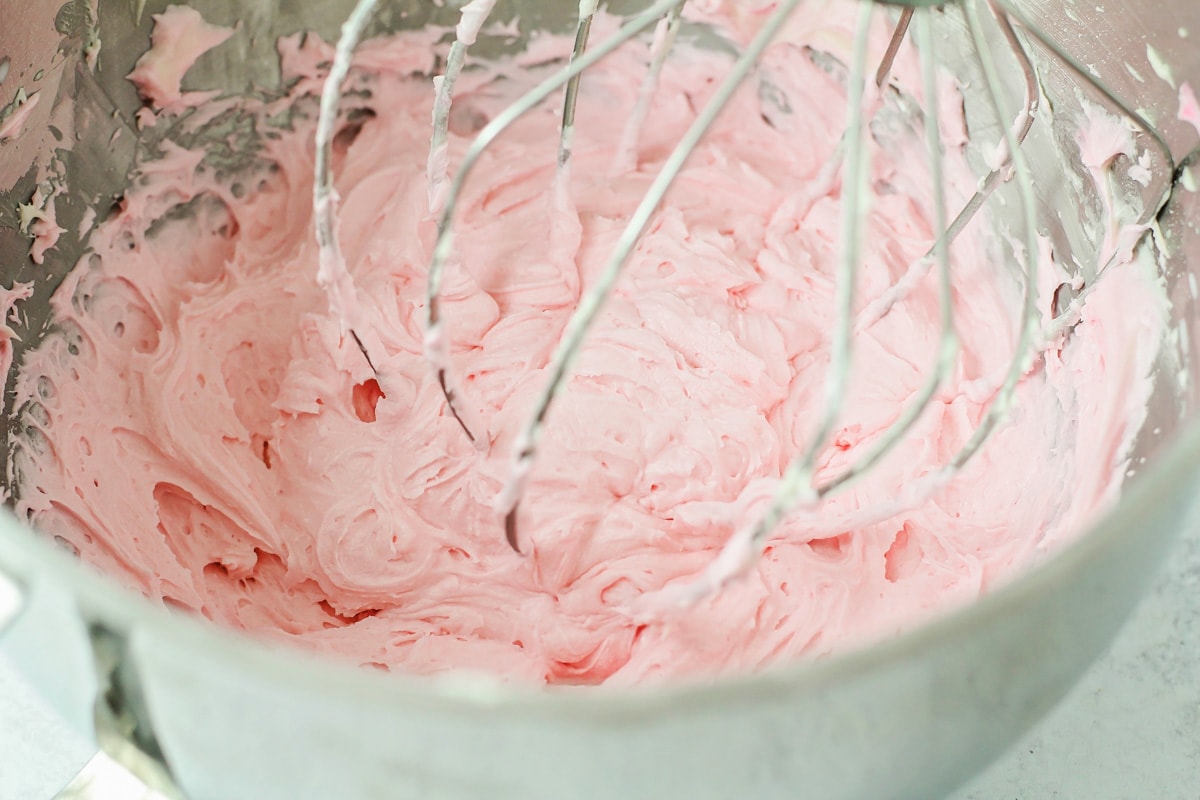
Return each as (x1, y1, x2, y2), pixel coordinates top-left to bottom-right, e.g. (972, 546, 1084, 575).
(4, 4, 1169, 684)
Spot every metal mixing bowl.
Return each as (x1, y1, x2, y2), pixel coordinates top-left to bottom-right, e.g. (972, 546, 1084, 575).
(2, 2, 1199, 798)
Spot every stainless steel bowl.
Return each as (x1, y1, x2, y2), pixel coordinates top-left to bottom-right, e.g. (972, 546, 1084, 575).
(2, 2, 1199, 799)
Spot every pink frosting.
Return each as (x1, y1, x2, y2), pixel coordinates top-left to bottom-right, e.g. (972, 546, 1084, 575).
(0, 280, 34, 387)
(0, 90, 40, 143)
(1179, 82, 1200, 138)
(126, 5, 235, 115)
(6, 11, 1166, 684)
(28, 194, 65, 266)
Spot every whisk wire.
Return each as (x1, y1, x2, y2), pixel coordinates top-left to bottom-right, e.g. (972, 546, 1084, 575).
(614, 2, 688, 173)
(313, 0, 382, 372)
(496, 0, 811, 551)
(996, 1, 1174, 208)
(656, 2, 882, 603)
(421, 2, 505, 450)
(875, 6, 914, 88)
(428, 1, 501, 216)
(645, 0, 1053, 606)
(856, 1, 1040, 334)
(816, 6, 958, 496)
(423, 0, 684, 462)
(798, 1, 877, 484)
(943, 0, 1041, 471)
(558, 1, 599, 169)
(667, 0, 955, 599)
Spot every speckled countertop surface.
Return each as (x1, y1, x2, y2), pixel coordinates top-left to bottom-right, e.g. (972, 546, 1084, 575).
(951, 515, 1200, 800)
(1, 518, 1197, 800)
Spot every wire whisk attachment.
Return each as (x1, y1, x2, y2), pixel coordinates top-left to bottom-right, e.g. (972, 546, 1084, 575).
(314, 0, 1174, 606)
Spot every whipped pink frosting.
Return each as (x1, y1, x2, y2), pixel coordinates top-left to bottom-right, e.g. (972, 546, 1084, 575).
(126, 5, 236, 121)
(6, 10, 1167, 684)
(1179, 82, 1200, 138)
(18, 185, 65, 266)
(0, 89, 40, 143)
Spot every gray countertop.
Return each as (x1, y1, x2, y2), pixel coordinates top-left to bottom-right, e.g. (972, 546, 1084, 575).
(952, 514, 1200, 800)
(1, 518, 1197, 800)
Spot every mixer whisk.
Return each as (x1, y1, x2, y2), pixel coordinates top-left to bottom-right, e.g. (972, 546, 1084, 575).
(313, 0, 1172, 607)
